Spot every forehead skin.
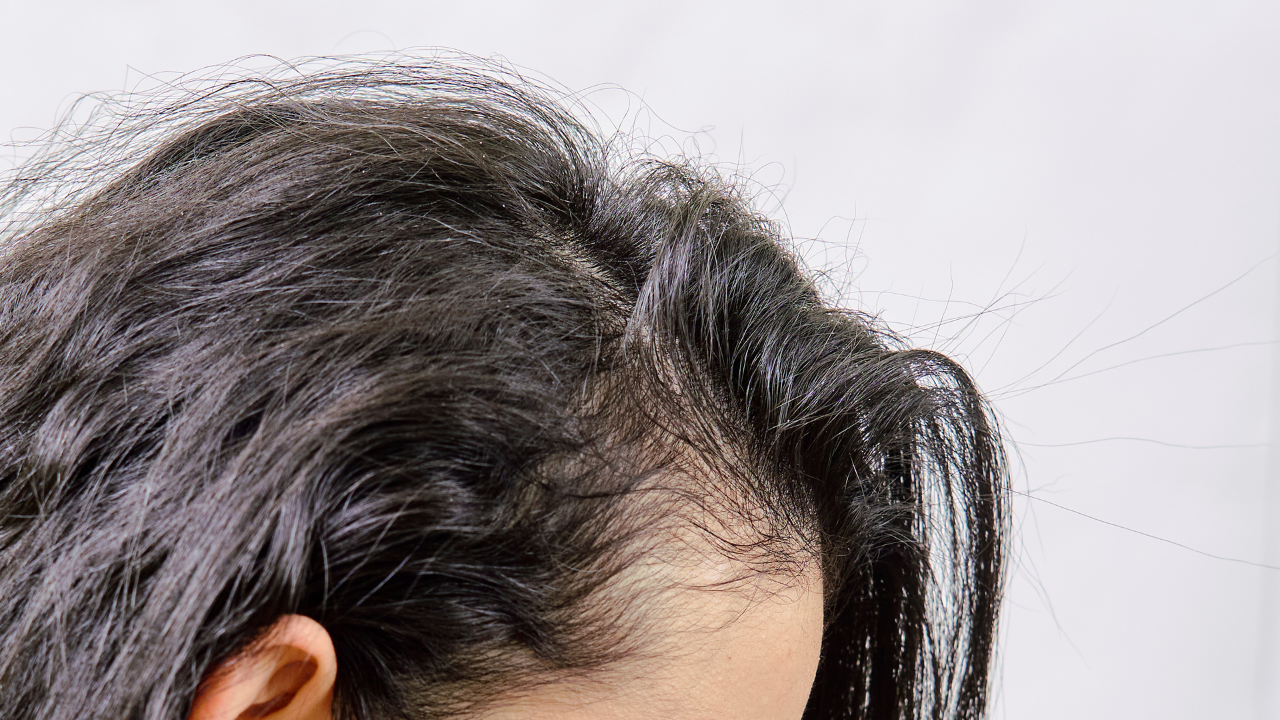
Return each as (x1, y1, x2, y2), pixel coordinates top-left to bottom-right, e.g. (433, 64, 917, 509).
(479, 570, 824, 720)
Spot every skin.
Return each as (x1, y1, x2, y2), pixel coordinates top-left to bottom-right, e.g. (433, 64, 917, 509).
(188, 571, 823, 720)
(189, 615, 337, 720)
(190, 478, 825, 720)
(479, 571, 825, 720)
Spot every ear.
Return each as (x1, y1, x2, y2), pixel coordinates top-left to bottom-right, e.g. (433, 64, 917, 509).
(189, 614, 336, 720)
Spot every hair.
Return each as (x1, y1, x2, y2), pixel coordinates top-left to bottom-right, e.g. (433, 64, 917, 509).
(0, 56, 1007, 720)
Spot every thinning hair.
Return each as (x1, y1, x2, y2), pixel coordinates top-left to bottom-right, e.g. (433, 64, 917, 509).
(0, 57, 1007, 720)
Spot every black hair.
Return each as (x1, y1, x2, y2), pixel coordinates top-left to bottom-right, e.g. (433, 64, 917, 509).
(0, 57, 1007, 720)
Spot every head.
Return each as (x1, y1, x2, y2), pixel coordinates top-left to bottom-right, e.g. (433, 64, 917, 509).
(0, 58, 1006, 720)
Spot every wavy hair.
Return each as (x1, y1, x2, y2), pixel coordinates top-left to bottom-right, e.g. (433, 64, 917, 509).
(0, 57, 1007, 720)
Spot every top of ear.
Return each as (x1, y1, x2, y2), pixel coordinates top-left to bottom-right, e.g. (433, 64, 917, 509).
(189, 615, 336, 720)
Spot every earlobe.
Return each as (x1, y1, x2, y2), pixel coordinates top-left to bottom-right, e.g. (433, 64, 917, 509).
(189, 615, 336, 720)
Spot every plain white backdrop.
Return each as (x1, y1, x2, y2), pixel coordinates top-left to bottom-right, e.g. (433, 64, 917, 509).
(3, 2, 1278, 718)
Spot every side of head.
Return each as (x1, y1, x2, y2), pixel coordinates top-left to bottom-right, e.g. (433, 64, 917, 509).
(0, 60, 1006, 720)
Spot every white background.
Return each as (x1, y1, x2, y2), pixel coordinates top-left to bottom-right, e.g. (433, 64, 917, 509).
(3, 2, 1278, 718)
